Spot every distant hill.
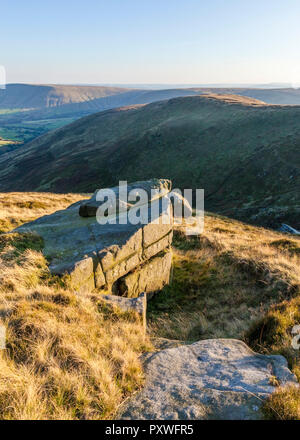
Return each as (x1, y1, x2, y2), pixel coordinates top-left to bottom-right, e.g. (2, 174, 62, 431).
(209, 88, 300, 105)
(2, 84, 300, 111)
(0, 84, 132, 109)
(0, 84, 209, 115)
(0, 93, 299, 229)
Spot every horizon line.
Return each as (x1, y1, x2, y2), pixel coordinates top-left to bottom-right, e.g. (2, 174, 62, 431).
(3, 82, 299, 90)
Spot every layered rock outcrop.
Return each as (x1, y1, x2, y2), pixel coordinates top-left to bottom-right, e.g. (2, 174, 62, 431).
(15, 179, 175, 298)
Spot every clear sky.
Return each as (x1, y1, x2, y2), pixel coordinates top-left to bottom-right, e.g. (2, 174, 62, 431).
(1, 0, 300, 85)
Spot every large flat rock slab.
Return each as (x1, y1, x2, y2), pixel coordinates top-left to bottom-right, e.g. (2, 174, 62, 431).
(120, 339, 298, 420)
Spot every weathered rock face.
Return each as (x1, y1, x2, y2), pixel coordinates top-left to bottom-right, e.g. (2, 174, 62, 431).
(116, 250, 172, 299)
(15, 179, 174, 296)
(120, 339, 298, 420)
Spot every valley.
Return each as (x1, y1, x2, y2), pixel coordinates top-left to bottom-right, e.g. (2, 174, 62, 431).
(2, 84, 300, 149)
(0, 93, 299, 230)
(2, 0, 300, 424)
(0, 86, 299, 421)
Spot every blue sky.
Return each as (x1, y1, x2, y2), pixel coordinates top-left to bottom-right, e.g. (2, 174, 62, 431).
(1, 0, 300, 84)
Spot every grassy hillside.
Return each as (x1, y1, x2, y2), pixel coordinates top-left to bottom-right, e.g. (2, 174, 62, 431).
(2, 85, 300, 147)
(0, 193, 299, 419)
(0, 86, 204, 146)
(0, 94, 299, 229)
(0, 84, 133, 146)
(0, 117, 77, 149)
(149, 215, 300, 419)
(0, 192, 151, 419)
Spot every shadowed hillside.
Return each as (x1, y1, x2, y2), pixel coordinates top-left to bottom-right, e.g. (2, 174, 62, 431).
(0, 94, 299, 229)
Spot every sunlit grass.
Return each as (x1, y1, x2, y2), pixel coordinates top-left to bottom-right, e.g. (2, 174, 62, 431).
(0, 193, 151, 420)
(149, 215, 300, 420)
(1, 193, 299, 419)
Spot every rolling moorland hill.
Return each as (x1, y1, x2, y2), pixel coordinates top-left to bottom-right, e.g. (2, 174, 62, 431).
(0, 85, 205, 146)
(1, 85, 300, 147)
(0, 94, 299, 229)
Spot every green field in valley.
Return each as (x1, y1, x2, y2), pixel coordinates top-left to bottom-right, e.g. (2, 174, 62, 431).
(0, 114, 77, 147)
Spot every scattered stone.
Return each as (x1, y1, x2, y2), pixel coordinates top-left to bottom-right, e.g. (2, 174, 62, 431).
(100, 292, 147, 332)
(120, 339, 298, 420)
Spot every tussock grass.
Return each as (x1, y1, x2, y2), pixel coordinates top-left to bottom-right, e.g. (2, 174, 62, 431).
(149, 214, 300, 420)
(1, 193, 300, 419)
(262, 386, 300, 420)
(149, 215, 300, 341)
(0, 193, 151, 420)
(246, 296, 300, 380)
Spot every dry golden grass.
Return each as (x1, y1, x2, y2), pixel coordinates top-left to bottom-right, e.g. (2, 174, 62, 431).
(149, 214, 300, 341)
(0, 193, 151, 420)
(0, 192, 88, 233)
(1, 194, 299, 420)
(149, 213, 300, 420)
(262, 386, 300, 420)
